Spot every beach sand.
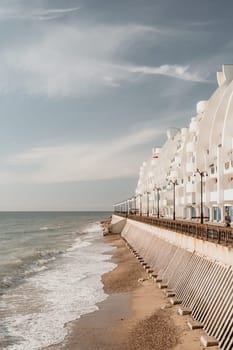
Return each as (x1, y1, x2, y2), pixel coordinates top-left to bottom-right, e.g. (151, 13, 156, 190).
(45, 234, 204, 350)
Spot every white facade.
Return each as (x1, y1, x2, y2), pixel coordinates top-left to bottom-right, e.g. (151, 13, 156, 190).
(135, 64, 233, 222)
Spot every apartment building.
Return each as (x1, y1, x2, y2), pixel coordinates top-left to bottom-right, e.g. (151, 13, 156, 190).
(135, 65, 233, 223)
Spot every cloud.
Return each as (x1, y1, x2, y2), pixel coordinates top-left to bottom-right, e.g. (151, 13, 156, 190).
(0, 12, 207, 98)
(117, 63, 208, 83)
(0, 23, 160, 97)
(0, 6, 81, 21)
(2, 127, 163, 184)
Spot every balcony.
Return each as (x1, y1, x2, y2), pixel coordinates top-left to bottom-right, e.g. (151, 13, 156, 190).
(224, 189, 233, 201)
(210, 191, 218, 202)
(170, 170, 178, 178)
(186, 142, 194, 153)
(186, 193, 195, 204)
(189, 121, 198, 133)
(223, 160, 233, 174)
(209, 165, 217, 178)
(186, 162, 195, 173)
(186, 184, 195, 193)
(177, 196, 184, 205)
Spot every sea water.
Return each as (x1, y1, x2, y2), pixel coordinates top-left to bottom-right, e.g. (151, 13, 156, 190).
(0, 212, 115, 349)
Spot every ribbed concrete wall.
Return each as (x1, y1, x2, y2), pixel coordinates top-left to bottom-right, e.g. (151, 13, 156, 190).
(120, 217, 233, 350)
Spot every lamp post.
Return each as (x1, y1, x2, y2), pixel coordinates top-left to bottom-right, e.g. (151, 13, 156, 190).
(153, 187, 156, 215)
(128, 198, 131, 215)
(134, 195, 137, 215)
(168, 180, 178, 220)
(147, 191, 150, 217)
(154, 186, 161, 218)
(125, 200, 128, 218)
(195, 168, 208, 224)
(139, 194, 142, 216)
(145, 191, 150, 217)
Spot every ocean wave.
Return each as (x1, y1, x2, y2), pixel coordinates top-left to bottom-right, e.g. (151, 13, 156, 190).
(37, 257, 56, 266)
(2, 238, 116, 350)
(67, 239, 91, 252)
(24, 265, 48, 276)
(84, 222, 101, 234)
(0, 276, 13, 289)
(36, 249, 64, 258)
(39, 226, 60, 231)
(0, 249, 62, 293)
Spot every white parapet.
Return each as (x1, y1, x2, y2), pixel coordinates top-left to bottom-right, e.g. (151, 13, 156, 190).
(224, 189, 233, 201)
(186, 142, 194, 153)
(186, 183, 195, 193)
(196, 100, 208, 114)
(210, 191, 218, 202)
(217, 71, 225, 86)
(222, 64, 233, 82)
(186, 162, 195, 173)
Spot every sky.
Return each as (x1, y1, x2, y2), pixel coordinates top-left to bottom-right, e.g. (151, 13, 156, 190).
(0, 0, 233, 211)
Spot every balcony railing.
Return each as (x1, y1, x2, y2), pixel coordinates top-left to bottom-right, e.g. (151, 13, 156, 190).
(114, 212, 233, 247)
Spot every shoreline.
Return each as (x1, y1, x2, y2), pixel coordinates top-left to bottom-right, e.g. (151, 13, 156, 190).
(45, 233, 203, 350)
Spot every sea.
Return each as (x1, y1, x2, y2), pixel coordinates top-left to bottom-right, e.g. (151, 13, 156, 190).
(0, 211, 115, 350)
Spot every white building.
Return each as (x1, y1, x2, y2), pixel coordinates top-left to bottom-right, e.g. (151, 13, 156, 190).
(135, 64, 233, 223)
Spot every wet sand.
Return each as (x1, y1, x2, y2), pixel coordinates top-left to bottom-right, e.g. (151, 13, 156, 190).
(45, 234, 203, 350)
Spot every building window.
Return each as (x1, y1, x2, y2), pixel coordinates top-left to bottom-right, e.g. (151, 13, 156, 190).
(191, 207, 196, 218)
(213, 207, 221, 222)
(225, 206, 233, 221)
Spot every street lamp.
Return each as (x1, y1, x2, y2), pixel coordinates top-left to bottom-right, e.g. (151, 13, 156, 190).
(195, 168, 208, 224)
(144, 191, 150, 217)
(153, 186, 161, 218)
(139, 194, 142, 216)
(134, 195, 137, 215)
(168, 180, 178, 220)
(128, 198, 132, 215)
(125, 199, 128, 217)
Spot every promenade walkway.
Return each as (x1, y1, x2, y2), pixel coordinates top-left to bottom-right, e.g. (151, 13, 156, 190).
(114, 212, 233, 248)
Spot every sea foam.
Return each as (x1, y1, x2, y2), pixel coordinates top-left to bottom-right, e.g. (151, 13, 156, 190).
(2, 223, 116, 350)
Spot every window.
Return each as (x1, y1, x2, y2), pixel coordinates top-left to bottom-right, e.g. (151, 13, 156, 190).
(213, 207, 221, 222)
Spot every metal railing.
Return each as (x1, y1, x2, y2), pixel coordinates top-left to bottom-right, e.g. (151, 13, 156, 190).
(114, 212, 233, 247)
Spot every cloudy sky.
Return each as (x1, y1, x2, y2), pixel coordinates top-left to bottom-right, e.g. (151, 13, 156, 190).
(0, 0, 232, 210)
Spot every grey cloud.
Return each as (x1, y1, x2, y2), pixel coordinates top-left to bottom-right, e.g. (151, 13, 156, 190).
(0, 23, 162, 97)
(2, 127, 163, 184)
(0, 5, 81, 21)
(115, 64, 209, 83)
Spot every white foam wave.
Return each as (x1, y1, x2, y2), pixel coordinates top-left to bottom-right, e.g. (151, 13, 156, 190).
(84, 222, 101, 234)
(24, 265, 48, 276)
(67, 238, 91, 252)
(37, 249, 64, 258)
(39, 226, 49, 231)
(37, 257, 56, 266)
(0, 276, 13, 288)
(3, 235, 116, 350)
(39, 225, 61, 231)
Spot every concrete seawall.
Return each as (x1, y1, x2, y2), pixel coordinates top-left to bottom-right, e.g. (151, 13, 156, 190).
(112, 215, 233, 350)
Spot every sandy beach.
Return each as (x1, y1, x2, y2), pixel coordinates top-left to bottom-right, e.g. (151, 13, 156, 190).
(45, 234, 204, 350)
